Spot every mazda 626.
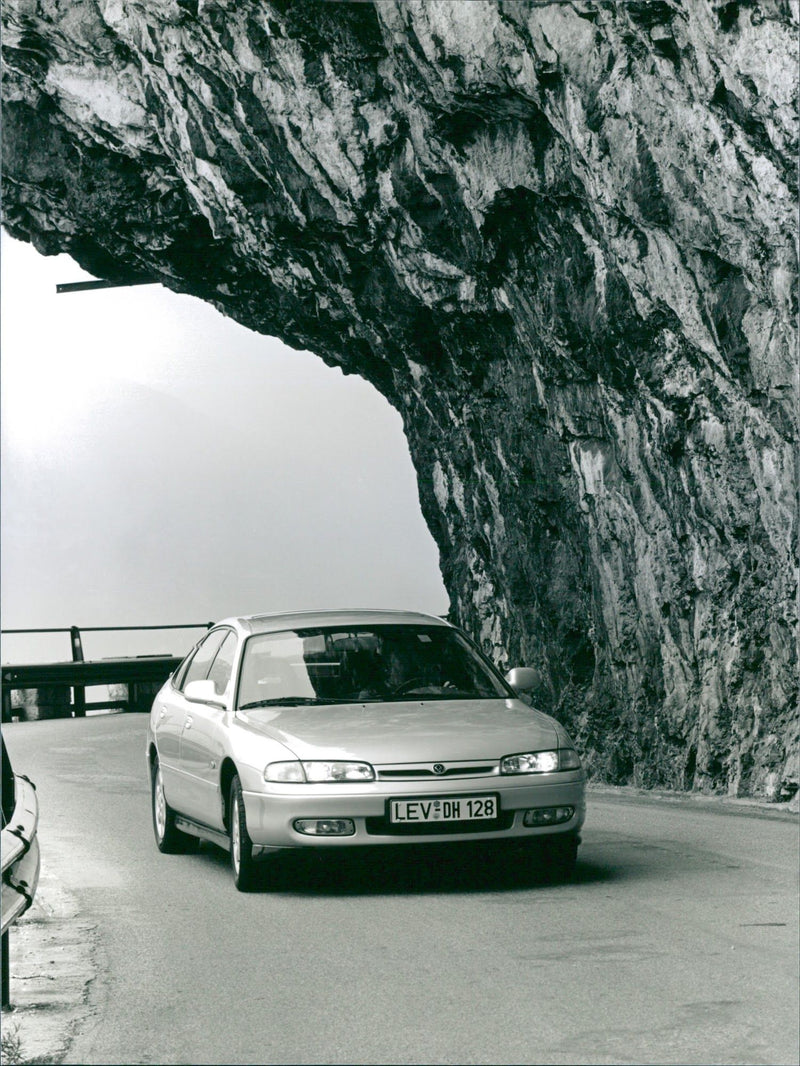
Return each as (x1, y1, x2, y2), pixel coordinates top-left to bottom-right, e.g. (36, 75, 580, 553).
(147, 610, 586, 890)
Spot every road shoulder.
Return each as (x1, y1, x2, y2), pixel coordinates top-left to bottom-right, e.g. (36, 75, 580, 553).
(4, 862, 96, 1066)
(588, 780, 800, 818)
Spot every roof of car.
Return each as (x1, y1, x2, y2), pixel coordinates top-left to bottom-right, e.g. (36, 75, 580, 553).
(227, 609, 452, 635)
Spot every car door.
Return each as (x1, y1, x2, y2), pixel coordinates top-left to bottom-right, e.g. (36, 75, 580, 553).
(177, 629, 238, 829)
(157, 628, 231, 815)
(151, 644, 208, 803)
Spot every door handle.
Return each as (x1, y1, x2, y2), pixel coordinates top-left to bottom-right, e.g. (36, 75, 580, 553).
(184, 716, 193, 729)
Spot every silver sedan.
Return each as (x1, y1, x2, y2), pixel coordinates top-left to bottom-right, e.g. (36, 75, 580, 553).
(147, 610, 586, 890)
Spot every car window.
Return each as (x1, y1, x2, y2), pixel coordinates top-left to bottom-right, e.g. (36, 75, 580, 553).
(172, 652, 194, 691)
(178, 629, 231, 692)
(207, 631, 237, 696)
(2, 737, 16, 825)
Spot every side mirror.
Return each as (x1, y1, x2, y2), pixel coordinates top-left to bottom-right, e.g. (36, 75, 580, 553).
(505, 667, 541, 694)
(184, 679, 226, 708)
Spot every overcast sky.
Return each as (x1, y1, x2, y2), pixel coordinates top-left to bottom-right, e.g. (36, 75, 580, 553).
(1, 233, 448, 664)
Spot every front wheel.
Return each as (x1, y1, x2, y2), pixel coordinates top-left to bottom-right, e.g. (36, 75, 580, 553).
(230, 775, 258, 891)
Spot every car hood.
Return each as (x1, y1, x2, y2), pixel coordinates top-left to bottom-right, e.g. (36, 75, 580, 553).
(238, 699, 559, 763)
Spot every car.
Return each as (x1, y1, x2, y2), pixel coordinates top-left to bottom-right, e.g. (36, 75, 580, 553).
(2, 733, 41, 937)
(147, 609, 586, 890)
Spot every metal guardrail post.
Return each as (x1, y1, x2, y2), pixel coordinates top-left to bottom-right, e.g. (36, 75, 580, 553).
(69, 626, 84, 662)
(70, 626, 86, 717)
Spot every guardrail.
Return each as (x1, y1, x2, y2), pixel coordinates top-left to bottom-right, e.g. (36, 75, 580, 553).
(1, 776, 40, 934)
(1, 744, 41, 1009)
(1, 623, 211, 721)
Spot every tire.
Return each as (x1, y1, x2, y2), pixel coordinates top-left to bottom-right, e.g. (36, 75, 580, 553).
(230, 774, 258, 891)
(541, 833, 579, 882)
(151, 756, 190, 854)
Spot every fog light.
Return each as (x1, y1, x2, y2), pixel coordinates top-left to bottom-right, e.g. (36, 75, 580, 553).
(523, 806, 574, 827)
(294, 818, 355, 836)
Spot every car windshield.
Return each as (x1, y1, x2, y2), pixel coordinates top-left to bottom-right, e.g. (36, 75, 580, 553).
(237, 624, 510, 709)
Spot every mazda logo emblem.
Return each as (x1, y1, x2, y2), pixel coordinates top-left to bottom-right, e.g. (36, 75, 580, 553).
(433, 763, 446, 775)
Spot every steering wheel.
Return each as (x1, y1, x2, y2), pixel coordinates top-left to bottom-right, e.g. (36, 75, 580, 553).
(392, 677, 432, 697)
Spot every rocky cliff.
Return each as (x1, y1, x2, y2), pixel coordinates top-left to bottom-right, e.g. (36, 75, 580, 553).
(2, 0, 797, 798)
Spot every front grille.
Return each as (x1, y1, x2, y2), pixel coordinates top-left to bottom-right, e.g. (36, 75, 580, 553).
(365, 810, 514, 837)
(377, 764, 496, 779)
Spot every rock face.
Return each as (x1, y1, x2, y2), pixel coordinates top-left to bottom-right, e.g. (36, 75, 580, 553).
(2, 0, 797, 798)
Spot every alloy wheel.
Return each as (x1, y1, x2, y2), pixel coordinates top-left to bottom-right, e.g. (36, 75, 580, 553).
(232, 795, 241, 874)
(154, 766, 167, 841)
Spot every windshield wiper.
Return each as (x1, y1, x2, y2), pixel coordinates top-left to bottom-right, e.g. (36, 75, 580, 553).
(239, 696, 339, 709)
(391, 688, 480, 700)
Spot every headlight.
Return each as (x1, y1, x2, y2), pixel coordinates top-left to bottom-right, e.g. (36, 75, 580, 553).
(265, 760, 375, 783)
(304, 761, 375, 783)
(500, 749, 581, 774)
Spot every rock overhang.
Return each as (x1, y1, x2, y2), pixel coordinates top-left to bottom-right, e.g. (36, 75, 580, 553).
(2, 0, 797, 799)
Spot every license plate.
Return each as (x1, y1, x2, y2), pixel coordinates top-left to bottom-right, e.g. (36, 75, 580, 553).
(389, 794, 499, 824)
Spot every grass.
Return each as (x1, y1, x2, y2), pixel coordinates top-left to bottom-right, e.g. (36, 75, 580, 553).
(0, 1019, 54, 1066)
(1, 1021, 23, 1065)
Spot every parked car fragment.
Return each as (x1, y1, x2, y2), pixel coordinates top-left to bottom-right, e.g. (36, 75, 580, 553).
(2, 735, 41, 935)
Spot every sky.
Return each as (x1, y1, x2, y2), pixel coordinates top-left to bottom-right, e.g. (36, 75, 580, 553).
(0, 233, 448, 665)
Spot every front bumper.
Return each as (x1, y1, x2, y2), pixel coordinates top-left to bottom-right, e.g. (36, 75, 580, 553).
(243, 772, 586, 852)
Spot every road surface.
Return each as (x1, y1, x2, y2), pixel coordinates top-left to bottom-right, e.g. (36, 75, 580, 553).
(4, 715, 798, 1065)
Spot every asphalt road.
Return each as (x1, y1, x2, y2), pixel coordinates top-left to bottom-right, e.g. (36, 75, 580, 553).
(4, 715, 798, 1066)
